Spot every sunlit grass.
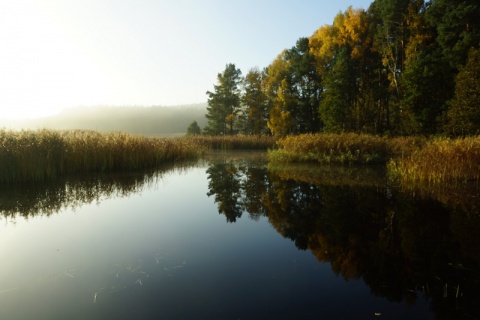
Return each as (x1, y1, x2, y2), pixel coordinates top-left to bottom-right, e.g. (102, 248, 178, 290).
(4, 129, 477, 188)
(270, 132, 480, 185)
(388, 136, 480, 214)
(183, 135, 276, 150)
(0, 129, 200, 183)
(388, 136, 480, 184)
(0, 130, 276, 183)
(269, 133, 429, 165)
(269, 133, 390, 164)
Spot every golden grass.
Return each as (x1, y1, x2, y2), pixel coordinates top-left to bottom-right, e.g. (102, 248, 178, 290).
(183, 135, 276, 150)
(269, 133, 427, 165)
(269, 133, 390, 164)
(388, 136, 480, 184)
(0, 130, 276, 183)
(4, 128, 477, 188)
(0, 129, 200, 183)
(270, 133, 479, 185)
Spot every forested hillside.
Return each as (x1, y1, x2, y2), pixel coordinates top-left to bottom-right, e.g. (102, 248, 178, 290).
(204, 0, 480, 136)
(1, 104, 208, 136)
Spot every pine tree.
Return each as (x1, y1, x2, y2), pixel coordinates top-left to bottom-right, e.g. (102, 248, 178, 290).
(204, 64, 242, 135)
(447, 48, 480, 136)
(186, 120, 201, 135)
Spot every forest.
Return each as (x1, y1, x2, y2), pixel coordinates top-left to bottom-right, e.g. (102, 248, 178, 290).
(204, 0, 480, 137)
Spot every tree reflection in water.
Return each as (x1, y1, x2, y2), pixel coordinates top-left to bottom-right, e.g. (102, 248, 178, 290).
(1, 155, 479, 319)
(206, 158, 480, 320)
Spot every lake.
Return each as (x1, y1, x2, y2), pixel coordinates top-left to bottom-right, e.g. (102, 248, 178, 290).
(0, 151, 478, 319)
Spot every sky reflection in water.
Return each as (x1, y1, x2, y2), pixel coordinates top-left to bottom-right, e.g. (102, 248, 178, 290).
(0, 154, 476, 319)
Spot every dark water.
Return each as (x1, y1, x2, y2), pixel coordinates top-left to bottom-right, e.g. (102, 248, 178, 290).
(0, 152, 478, 320)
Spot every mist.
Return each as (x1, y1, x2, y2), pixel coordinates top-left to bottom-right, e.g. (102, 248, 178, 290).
(0, 104, 208, 136)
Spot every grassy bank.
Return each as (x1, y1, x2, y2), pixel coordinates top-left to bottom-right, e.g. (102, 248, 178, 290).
(388, 137, 480, 184)
(269, 133, 480, 184)
(0, 129, 200, 183)
(4, 129, 478, 186)
(269, 133, 427, 165)
(0, 130, 276, 184)
(183, 135, 276, 150)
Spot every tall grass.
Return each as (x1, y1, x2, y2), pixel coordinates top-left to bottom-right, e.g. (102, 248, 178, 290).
(269, 133, 390, 164)
(0, 129, 200, 183)
(183, 135, 276, 150)
(269, 132, 480, 184)
(269, 133, 428, 165)
(388, 136, 480, 184)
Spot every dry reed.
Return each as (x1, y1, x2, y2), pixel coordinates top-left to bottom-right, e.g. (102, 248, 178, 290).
(269, 133, 390, 164)
(388, 136, 480, 184)
(183, 135, 276, 150)
(0, 129, 200, 183)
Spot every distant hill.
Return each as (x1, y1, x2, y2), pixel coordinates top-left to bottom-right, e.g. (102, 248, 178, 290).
(0, 104, 208, 136)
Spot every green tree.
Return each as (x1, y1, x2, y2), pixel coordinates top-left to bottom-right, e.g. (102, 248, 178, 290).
(399, 0, 452, 135)
(370, 0, 410, 97)
(447, 48, 480, 136)
(205, 64, 242, 135)
(311, 7, 385, 134)
(320, 47, 356, 132)
(284, 37, 323, 133)
(186, 120, 201, 135)
(427, 0, 480, 70)
(369, 0, 411, 134)
(241, 68, 269, 134)
(266, 38, 322, 136)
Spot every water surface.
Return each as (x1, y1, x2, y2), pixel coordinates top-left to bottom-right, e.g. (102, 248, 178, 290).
(0, 152, 478, 319)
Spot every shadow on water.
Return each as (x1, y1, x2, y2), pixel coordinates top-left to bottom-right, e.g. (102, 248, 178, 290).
(205, 155, 480, 320)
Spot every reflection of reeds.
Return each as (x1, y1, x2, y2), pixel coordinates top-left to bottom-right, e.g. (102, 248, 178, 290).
(268, 162, 386, 188)
(0, 129, 200, 183)
(395, 181, 480, 216)
(0, 163, 196, 218)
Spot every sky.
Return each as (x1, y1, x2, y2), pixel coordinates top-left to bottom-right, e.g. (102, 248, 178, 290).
(0, 0, 373, 119)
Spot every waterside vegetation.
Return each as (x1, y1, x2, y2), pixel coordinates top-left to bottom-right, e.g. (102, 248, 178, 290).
(388, 136, 480, 184)
(2, 129, 479, 189)
(269, 133, 480, 185)
(0, 129, 276, 184)
(184, 134, 276, 151)
(268, 133, 426, 165)
(0, 129, 199, 183)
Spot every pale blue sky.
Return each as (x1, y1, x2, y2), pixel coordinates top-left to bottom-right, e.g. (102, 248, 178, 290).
(0, 0, 373, 119)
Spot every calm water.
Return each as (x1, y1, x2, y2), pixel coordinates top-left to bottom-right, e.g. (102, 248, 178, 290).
(0, 152, 478, 319)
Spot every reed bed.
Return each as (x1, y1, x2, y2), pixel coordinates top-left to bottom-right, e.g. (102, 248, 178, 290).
(0, 129, 200, 183)
(183, 135, 276, 150)
(388, 136, 480, 184)
(269, 133, 390, 165)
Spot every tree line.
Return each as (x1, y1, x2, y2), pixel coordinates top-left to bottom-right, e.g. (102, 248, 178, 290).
(202, 0, 480, 137)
